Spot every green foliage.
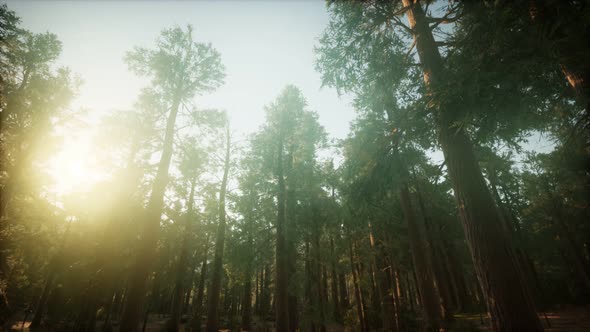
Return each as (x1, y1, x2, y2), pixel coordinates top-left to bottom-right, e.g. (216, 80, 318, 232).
(125, 25, 225, 98)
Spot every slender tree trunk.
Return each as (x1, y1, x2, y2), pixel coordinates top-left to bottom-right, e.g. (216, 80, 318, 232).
(191, 243, 209, 332)
(338, 272, 348, 312)
(375, 247, 396, 332)
(254, 269, 260, 315)
(313, 221, 326, 332)
(285, 150, 298, 332)
(30, 220, 72, 329)
(329, 238, 340, 321)
(398, 182, 442, 330)
(120, 93, 182, 331)
(274, 122, 290, 332)
(261, 265, 271, 317)
(241, 278, 252, 331)
(29, 272, 56, 328)
(356, 257, 370, 332)
(305, 240, 314, 331)
(183, 251, 200, 314)
(415, 185, 454, 319)
(190, 236, 209, 332)
(205, 124, 231, 332)
(349, 241, 366, 332)
(405, 271, 415, 313)
(367, 223, 383, 329)
(401, 1, 543, 330)
(242, 204, 255, 332)
(440, 236, 470, 312)
(166, 180, 197, 332)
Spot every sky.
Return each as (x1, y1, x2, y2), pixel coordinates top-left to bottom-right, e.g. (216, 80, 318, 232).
(5, 1, 555, 195)
(5, 1, 360, 194)
(7, 1, 355, 139)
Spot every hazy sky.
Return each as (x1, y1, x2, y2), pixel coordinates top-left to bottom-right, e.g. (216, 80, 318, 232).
(7, 1, 355, 140)
(5, 1, 554, 195)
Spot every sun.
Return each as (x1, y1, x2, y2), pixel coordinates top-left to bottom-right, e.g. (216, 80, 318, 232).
(46, 133, 108, 196)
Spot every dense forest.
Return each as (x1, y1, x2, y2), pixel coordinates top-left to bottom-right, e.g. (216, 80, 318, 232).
(1, 1, 589, 331)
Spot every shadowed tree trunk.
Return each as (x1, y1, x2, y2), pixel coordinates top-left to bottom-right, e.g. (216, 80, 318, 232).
(312, 215, 326, 332)
(398, 182, 442, 330)
(30, 259, 58, 328)
(190, 235, 210, 332)
(415, 185, 454, 318)
(166, 179, 197, 332)
(242, 199, 255, 332)
(285, 149, 298, 332)
(329, 237, 340, 321)
(119, 89, 182, 331)
(338, 272, 348, 312)
(349, 241, 366, 332)
(205, 123, 231, 332)
(30, 219, 72, 329)
(274, 117, 290, 332)
(183, 250, 200, 314)
(401, 1, 543, 330)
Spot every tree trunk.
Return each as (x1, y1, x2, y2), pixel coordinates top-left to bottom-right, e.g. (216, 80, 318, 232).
(205, 124, 231, 332)
(367, 223, 382, 329)
(241, 278, 252, 331)
(401, 1, 543, 330)
(356, 256, 370, 332)
(415, 185, 454, 319)
(338, 272, 349, 312)
(304, 240, 314, 331)
(166, 179, 197, 332)
(29, 273, 56, 328)
(183, 251, 199, 314)
(119, 93, 181, 331)
(285, 150, 298, 332)
(30, 220, 72, 329)
(349, 241, 366, 332)
(398, 182, 442, 330)
(190, 236, 209, 332)
(329, 238, 340, 321)
(242, 203, 255, 332)
(261, 265, 271, 317)
(274, 121, 290, 332)
(314, 223, 326, 332)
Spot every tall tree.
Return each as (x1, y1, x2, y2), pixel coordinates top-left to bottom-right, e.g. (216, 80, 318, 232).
(119, 25, 224, 331)
(205, 122, 231, 332)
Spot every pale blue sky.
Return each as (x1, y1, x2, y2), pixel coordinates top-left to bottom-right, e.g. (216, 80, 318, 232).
(6, 1, 355, 140)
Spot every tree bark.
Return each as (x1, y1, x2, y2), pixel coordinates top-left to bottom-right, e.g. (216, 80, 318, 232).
(401, 1, 543, 330)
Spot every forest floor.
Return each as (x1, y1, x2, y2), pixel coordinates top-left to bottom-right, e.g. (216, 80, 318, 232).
(455, 306, 590, 331)
(9, 307, 590, 331)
